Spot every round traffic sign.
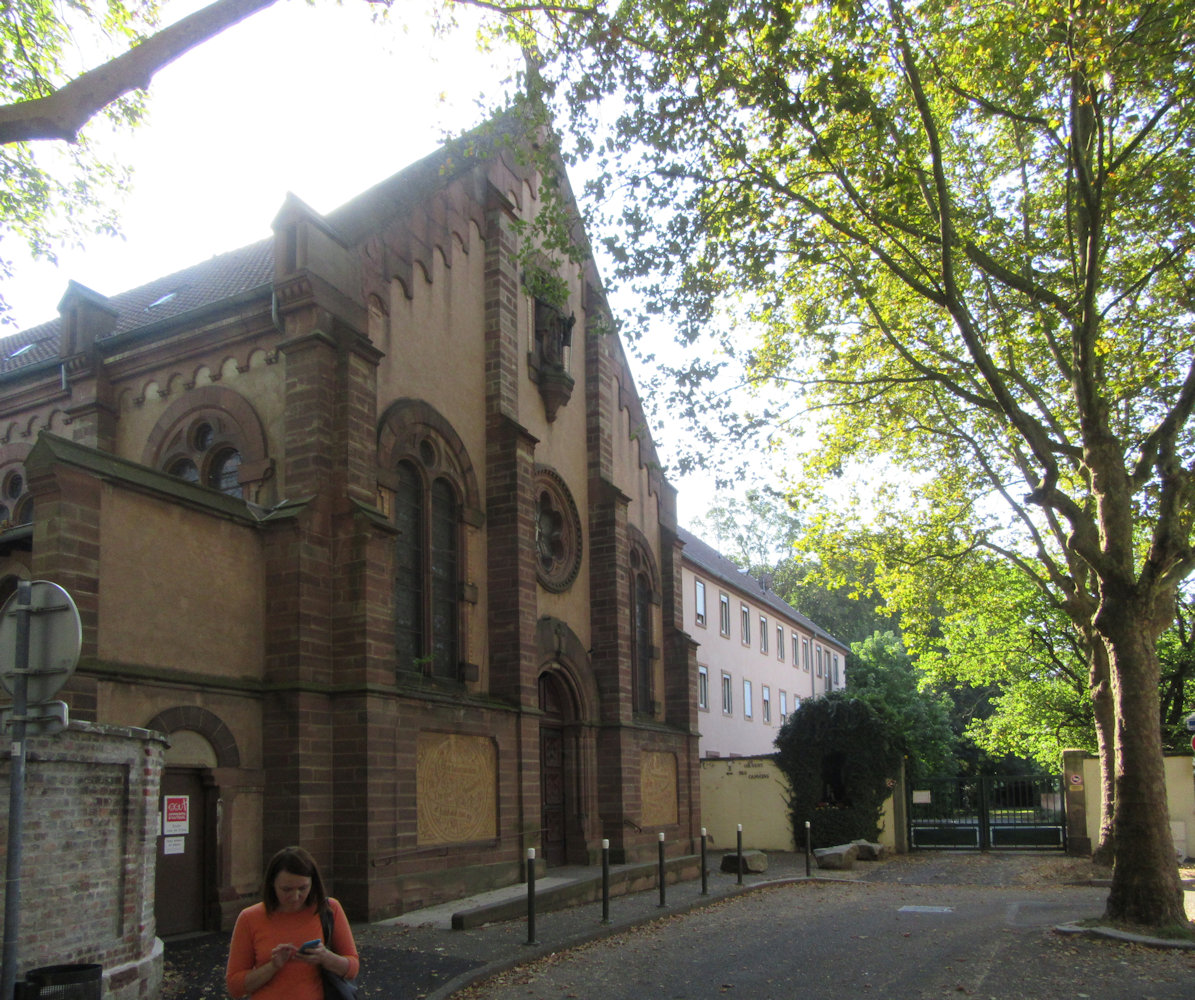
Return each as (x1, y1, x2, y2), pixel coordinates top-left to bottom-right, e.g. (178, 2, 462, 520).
(0, 581, 81, 705)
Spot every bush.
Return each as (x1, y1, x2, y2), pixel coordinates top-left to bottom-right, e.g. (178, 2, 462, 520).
(774, 693, 902, 849)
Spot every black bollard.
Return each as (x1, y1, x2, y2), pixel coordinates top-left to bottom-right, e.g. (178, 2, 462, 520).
(700, 827, 708, 895)
(736, 825, 743, 885)
(601, 838, 611, 924)
(657, 833, 667, 907)
(525, 848, 537, 945)
(805, 820, 812, 876)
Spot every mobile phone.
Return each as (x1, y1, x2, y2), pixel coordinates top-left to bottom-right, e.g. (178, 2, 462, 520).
(299, 939, 321, 953)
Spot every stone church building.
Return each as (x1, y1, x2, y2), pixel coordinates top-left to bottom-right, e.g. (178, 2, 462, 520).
(0, 117, 700, 931)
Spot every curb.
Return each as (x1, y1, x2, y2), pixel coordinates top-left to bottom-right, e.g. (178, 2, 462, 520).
(1055, 922, 1195, 950)
(423, 875, 813, 1000)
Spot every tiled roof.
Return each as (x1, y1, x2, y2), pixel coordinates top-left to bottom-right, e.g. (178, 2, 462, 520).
(0, 239, 274, 377)
(678, 526, 847, 650)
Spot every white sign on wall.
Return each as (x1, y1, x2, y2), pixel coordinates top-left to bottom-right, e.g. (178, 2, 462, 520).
(163, 795, 190, 836)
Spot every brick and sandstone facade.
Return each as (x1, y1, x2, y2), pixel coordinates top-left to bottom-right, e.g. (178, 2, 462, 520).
(0, 118, 700, 930)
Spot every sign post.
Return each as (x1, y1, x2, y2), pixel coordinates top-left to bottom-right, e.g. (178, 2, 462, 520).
(0, 581, 82, 1000)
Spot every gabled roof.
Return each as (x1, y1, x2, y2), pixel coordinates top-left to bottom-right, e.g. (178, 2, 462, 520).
(0, 240, 275, 377)
(678, 526, 847, 651)
(0, 112, 532, 379)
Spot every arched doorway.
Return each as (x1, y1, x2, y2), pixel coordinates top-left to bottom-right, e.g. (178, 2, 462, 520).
(538, 671, 575, 866)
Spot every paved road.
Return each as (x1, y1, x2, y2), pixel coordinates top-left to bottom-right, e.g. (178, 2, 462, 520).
(451, 877, 1195, 1000)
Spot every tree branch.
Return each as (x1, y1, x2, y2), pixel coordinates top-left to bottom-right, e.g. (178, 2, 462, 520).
(0, 0, 287, 145)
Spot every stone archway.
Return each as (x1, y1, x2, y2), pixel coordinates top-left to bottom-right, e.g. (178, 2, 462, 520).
(535, 617, 601, 866)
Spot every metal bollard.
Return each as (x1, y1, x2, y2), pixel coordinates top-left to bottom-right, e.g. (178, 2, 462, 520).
(657, 832, 667, 907)
(601, 839, 611, 924)
(736, 824, 743, 885)
(700, 827, 708, 895)
(805, 820, 812, 876)
(525, 848, 537, 945)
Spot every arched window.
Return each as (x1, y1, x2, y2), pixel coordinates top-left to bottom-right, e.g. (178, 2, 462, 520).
(394, 459, 460, 681)
(630, 545, 654, 715)
(0, 466, 33, 528)
(161, 417, 244, 498)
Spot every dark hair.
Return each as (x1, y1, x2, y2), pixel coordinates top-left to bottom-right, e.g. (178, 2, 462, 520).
(262, 846, 328, 916)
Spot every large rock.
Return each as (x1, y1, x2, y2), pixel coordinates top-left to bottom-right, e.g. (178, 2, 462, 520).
(813, 843, 859, 870)
(720, 849, 769, 874)
(851, 839, 890, 861)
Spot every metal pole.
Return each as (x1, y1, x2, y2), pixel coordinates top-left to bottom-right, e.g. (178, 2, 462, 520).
(525, 848, 536, 945)
(736, 824, 743, 885)
(805, 820, 812, 876)
(700, 827, 708, 895)
(657, 832, 666, 907)
(2, 581, 32, 1000)
(600, 839, 610, 924)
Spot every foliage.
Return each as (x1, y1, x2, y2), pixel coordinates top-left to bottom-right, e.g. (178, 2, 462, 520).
(515, 0, 1195, 925)
(846, 631, 956, 783)
(773, 693, 902, 849)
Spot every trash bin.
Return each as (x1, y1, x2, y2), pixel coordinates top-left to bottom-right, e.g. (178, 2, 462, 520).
(22, 964, 102, 1000)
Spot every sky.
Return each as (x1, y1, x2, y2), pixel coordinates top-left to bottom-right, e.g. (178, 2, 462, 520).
(1, 0, 751, 530)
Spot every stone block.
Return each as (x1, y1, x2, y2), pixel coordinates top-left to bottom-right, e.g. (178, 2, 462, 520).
(851, 839, 890, 861)
(720, 849, 769, 874)
(813, 843, 859, 870)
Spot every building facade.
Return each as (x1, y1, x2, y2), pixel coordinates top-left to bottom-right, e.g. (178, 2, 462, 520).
(680, 528, 847, 758)
(0, 120, 701, 930)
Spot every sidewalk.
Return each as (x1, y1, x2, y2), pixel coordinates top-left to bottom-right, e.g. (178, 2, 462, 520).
(161, 851, 1190, 1000)
(162, 849, 830, 1000)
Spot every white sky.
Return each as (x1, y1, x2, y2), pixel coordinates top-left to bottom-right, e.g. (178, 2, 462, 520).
(1, 0, 760, 532)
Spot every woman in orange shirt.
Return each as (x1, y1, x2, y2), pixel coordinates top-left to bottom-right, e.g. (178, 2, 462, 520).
(226, 846, 359, 999)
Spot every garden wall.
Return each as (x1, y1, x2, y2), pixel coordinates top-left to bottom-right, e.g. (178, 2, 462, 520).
(1064, 750, 1195, 860)
(700, 756, 904, 853)
(0, 721, 166, 999)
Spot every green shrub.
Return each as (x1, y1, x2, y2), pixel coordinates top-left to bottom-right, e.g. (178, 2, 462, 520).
(774, 693, 902, 849)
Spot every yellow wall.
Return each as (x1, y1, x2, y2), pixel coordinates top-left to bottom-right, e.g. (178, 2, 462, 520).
(700, 756, 901, 854)
(97, 487, 265, 679)
(1080, 754, 1195, 859)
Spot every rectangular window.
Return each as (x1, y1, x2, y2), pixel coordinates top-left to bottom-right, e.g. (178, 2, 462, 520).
(695, 579, 707, 628)
(792, 632, 800, 666)
(802, 638, 810, 672)
(779, 690, 788, 724)
(777, 625, 785, 661)
(833, 653, 840, 687)
(719, 593, 731, 636)
(760, 616, 769, 654)
(698, 665, 709, 710)
(721, 672, 733, 715)
(743, 679, 753, 719)
(741, 604, 751, 645)
(762, 685, 771, 723)
(816, 646, 823, 677)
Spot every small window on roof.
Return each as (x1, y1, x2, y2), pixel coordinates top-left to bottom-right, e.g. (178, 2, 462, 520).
(146, 290, 179, 310)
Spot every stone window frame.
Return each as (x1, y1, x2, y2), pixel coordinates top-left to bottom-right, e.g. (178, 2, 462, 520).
(377, 399, 482, 685)
(697, 664, 709, 712)
(144, 387, 272, 503)
(0, 462, 33, 528)
(627, 527, 661, 718)
(533, 466, 583, 594)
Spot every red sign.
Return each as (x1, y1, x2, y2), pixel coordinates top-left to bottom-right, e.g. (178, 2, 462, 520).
(163, 795, 189, 835)
(1190, 735, 1195, 754)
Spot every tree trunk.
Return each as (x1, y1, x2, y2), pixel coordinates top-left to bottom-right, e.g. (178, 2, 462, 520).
(1088, 640, 1116, 865)
(1101, 612, 1186, 927)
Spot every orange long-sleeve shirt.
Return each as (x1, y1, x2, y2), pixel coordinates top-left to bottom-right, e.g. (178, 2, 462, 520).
(226, 898, 359, 999)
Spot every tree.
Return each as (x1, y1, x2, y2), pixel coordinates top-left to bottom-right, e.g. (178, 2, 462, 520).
(525, 0, 1195, 927)
(773, 693, 903, 849)
(846, 630, 956, 783)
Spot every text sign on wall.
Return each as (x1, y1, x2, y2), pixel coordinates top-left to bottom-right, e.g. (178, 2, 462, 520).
(163, 795, 189, 835)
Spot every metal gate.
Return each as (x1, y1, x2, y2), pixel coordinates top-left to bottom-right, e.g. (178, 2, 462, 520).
(908, 774, 1066, 850)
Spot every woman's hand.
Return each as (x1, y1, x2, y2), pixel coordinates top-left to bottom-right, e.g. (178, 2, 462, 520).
(295, 943, 350, 977)
(271, 943, 298, 968)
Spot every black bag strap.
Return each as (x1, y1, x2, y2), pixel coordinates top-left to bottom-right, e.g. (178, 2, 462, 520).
(320, 903, 334, 946)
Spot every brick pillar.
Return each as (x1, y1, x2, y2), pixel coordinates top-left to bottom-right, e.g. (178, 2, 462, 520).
(25, 459, 102, 720)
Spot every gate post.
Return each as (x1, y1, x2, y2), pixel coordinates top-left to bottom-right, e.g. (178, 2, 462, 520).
(1062, 749, 1092, 857)
(978, 777, 991, 851)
